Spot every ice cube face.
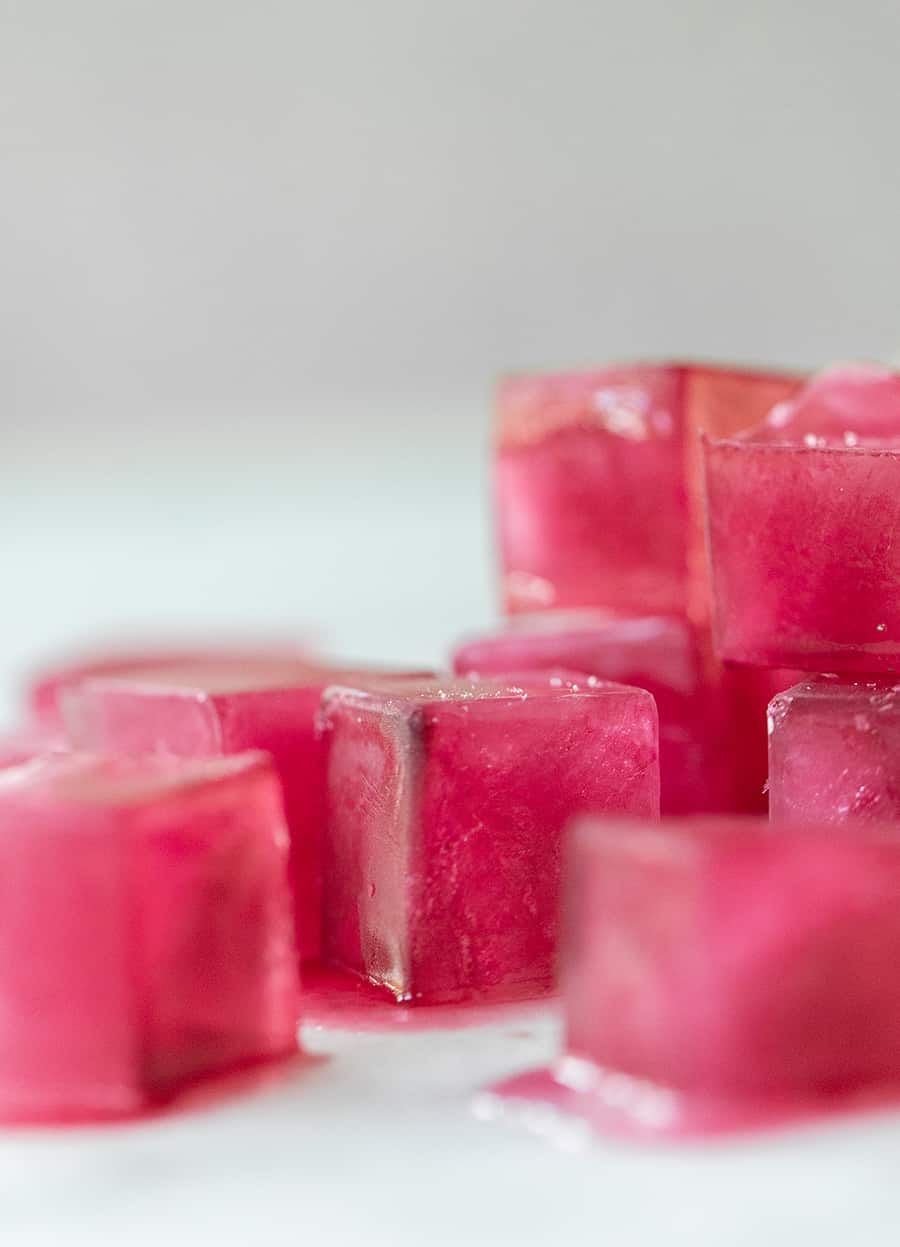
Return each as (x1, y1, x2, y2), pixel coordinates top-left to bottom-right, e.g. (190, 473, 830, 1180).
(0, 753, 298, 1122)
(321, 673, 660, 1004)
(452, 612, 797, 815)
(562, 817, 900, 1098)
(64, 659, 428, 963)
(496, 364, 802, 617)
(704, 436, 900, 672)
(769, 677, 900, 823)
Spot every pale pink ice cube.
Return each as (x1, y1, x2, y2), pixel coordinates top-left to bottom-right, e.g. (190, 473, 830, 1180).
(769, 676, 900, 823)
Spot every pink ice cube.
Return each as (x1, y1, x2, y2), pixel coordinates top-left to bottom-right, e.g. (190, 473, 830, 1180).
(64, 657, 429, 963)
(451, 611, 795, 815)
(562, 816, 900, 1099)
(321, 673, 659, 1004)
(496, 363, 802, 618)
(26, 641, 313, 731)
(769, 677, 900, 823)
(755, 363, 900, 448)
(0, 752, 298, 1123)
(704, 364, 900, 672)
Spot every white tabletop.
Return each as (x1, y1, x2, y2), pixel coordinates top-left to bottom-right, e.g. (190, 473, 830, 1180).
(4, 1007, 900, 1247)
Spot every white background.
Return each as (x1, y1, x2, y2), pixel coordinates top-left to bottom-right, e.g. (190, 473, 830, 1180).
(4, 3, 900, 1242)
(4, 0, 900, 719)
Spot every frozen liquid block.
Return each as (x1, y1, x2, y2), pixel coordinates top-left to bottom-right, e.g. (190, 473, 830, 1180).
(452, 612, 798, 815)
(496, 362, 802, 617)
(769, 676, 900, 823)
(0, 752, 298, 1123)
(64, 658, 429, 962)
(321, 673, 659, 1004)
(704, 364, 900, 672)
(27, 641, 313, 731)
(563, 816, 900, 1099)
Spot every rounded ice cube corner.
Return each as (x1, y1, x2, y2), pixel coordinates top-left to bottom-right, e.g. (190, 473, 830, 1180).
(560, 815, 900, 1103)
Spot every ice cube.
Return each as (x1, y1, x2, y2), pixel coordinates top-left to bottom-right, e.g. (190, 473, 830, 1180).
(704, 363, 900, 671)
(320, 672, 659, 1004)
(0, 752, 298, 1122)
(64, 658, 429, 963)
(26, 641, 314, 731)
(562, 815, 900, 1098)
(754, 363, 900, 448)
(769, 676, 900, 822)
(496, 363, 802, 618)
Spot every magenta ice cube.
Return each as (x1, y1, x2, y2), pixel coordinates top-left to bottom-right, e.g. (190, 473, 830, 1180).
(769, 676, 900, 823)
(562, 816, 900, 1100)
(321, 672, 659, 1004)
(704, 364, 900, 672)
(64, 657, 428, 964)
(496, 363, 802, 618)
(452, 612, 799, 815)
(26, 641, 314, 731)
(0, 752, 298, 1123)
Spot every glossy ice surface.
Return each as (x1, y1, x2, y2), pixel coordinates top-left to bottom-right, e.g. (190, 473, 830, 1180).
(705, 364, 900, 671)
(64, 658, 428, 963)
(769, 677, 900, 822)
(562, 816, 900, 1099)
(496, 362, 802, 618)
(452, 611, 795, 814)
(0, 752, 298, 1123)
(320, 672, 659, 1004)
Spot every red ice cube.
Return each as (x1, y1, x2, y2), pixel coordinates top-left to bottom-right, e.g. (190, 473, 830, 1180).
(64, 657, 429, 962)
(495, 362, 802, 618)
(0, 752, 298, 1123)
(321, 672, 659, 1004)
(769, 676, 900, 823)
(704, 364, 900, 672)
(562, 816, 900, 1099)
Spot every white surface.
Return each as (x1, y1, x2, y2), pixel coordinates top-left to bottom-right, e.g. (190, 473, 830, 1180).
(4, 1011, 900, 1246)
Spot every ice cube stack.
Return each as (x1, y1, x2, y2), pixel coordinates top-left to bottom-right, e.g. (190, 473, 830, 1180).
(4, 356, 900, 1134)
(495, 360, 900, 1135)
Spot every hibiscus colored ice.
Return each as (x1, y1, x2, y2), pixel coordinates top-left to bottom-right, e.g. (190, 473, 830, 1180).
(562, 816, 900, 1101)
(451, 611, 796, 814)
(320, 673, 659, 1004)
(0, 752, 298, 1123)
(64, 658, 429, 963)
(27, 642, 313, 731)
(496, 362, 802, 618)
(704, 364, 900, 672)
(769, 676, 900, 823)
